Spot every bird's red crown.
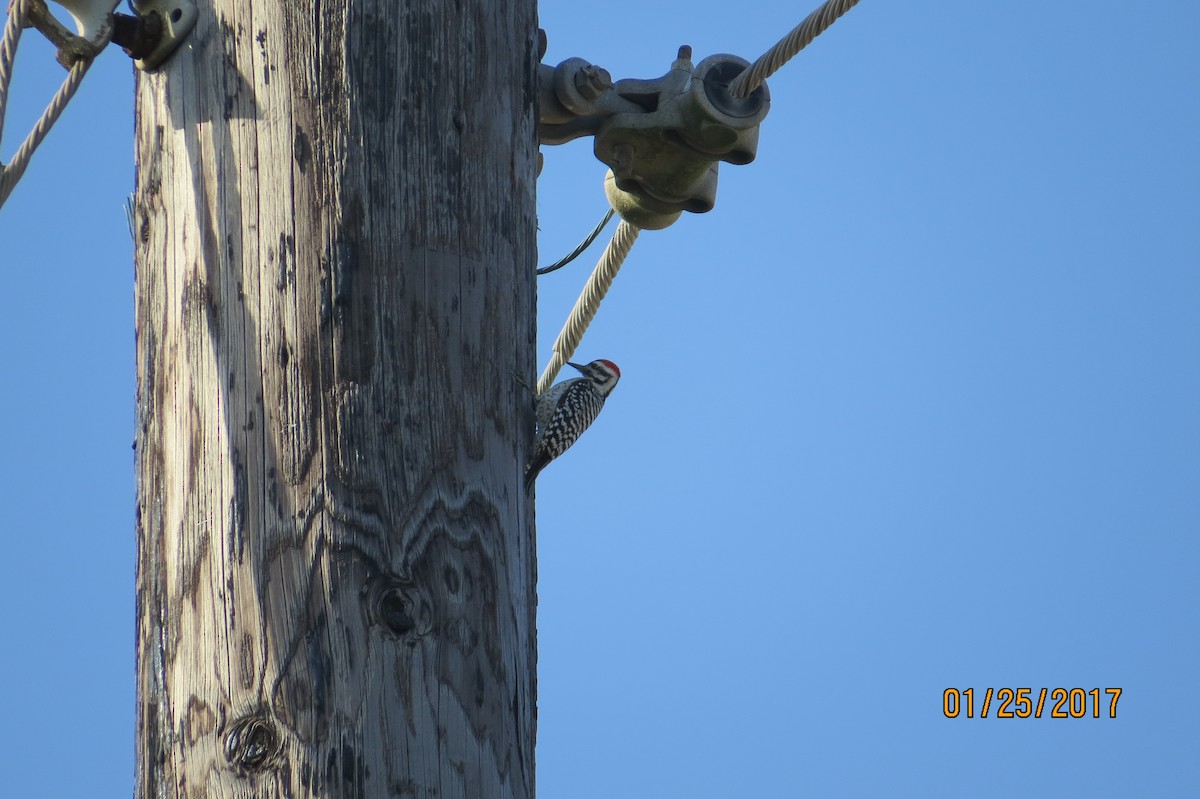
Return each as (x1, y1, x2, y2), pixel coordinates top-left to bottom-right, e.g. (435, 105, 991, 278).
(595, 359, 620, 377)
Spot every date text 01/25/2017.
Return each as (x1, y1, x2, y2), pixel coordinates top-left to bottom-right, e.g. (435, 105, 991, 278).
(943, 688, 1122, 719)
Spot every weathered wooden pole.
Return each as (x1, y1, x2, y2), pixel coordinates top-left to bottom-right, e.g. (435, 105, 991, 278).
(131, 1, 539, 795)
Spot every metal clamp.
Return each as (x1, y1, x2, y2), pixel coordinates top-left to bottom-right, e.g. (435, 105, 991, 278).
(27, 0, 195, 70)
(539, 41, 770, 229)
(22, 0, 114, 68)
(110, 0, 197, 71)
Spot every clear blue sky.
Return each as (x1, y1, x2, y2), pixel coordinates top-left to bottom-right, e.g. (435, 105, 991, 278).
(2, 1, 1197, 796)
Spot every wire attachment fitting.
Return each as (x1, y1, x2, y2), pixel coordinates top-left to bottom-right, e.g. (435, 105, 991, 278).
(21, 0, 115, 67)
(110, 0, 195, 71)
(539, 42, 770, 230)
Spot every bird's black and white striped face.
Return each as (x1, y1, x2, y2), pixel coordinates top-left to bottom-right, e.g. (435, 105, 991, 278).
(569, 359, 621, 397)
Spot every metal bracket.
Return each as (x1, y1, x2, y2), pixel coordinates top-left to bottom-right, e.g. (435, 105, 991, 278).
(22, 0, 194, 71)
(124, 0, 197, 71)
(23, 0, 113, 68)
(47, 0, 120, 43)
(539, 38, 770, 229)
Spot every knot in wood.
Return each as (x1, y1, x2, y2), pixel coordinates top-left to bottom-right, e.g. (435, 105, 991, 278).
(379, 589, 416, 635)
(365, 575, 432, 641)
(224, 714, 280, 774)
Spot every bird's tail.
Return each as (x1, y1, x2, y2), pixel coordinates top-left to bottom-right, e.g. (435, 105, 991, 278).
(523, 456, 548, 491)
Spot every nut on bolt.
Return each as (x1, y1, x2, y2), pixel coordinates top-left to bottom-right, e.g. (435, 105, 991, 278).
(574, 64, 612, 102)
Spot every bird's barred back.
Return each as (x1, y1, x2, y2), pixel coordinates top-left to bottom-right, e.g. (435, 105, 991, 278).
(535, 378, 579, 431)
(540, 390, 605, 457)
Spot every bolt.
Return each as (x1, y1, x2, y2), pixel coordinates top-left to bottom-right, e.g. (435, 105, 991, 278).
(608, 143, 634, 177)
(574, 64, 612, 102)
(111, 11, 163, 61)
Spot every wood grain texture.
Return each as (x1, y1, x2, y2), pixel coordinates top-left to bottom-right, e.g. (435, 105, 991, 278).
(132, 1, 539, 796)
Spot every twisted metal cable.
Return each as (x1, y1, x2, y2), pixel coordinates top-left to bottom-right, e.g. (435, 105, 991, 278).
(0, 55, 91, 208)
(537, 219, 641, 393)
(0, 0, 31, 148)
(0, 0, 108, 210)
(537, 207, 615, 275)
(728, 0, 862, 99)
(534, 0, 863, 391)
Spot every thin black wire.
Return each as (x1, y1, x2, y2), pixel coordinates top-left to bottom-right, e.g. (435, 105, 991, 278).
(537, 208, 615, 275)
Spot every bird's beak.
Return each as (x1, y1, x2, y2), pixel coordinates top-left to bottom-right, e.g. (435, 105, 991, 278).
(566, 362, 585, 373)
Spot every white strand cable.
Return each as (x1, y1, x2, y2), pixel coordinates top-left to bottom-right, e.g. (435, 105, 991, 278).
(537, 219, 641, 394)
(534, 0, 863, 391)
(0, 0, 107, 210)
(0, 0, 31, 148)
(727, 0, 861, 99)
(537, 0, 864, 391)
(0, 56, 91, 208)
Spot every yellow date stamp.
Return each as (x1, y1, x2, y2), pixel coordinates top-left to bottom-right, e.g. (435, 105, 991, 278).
(943, 688, 1122, 719)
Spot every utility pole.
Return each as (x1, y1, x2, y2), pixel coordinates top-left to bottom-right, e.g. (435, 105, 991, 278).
(131, 0, 538, 795)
